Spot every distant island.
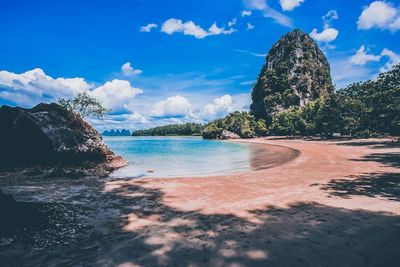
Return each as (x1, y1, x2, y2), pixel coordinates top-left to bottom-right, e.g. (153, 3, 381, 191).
(132, 123, 204, 136)
(102, 129, 132, 136)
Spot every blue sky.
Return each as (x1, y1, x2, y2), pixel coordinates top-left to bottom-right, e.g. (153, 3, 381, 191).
(1, 0, 399, 131)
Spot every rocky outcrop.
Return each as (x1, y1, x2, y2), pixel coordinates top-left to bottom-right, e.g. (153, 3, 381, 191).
(218, 130, 240, 140)
(0, 103, 126, 176)
(250, 29, 333, 122)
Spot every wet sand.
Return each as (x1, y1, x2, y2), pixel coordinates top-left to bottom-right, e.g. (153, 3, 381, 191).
(1, 138, 400, 266)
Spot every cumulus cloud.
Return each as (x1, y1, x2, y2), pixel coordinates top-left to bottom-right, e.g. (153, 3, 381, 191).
(244, 0, 292, 27)
(0, 68, 144, 115)
(140, 23, 158, 32)
(246, 23, 255, 30)
(161, 18, 236, 39)
(279, 0, 305, 12)
(358, 1, 400, 31)
(241, 10, 252, 17)
(349, 45, 400, 72)
(0, 68, 90, 106)
(121, 62, 142, 76)
(380, 48, 400, 72)
(350, 45, 381, 65)
(310, 28, 339, 43)
(151, 95, 192, 117)
(310, 10, 339, 44)
(203, 95, 233, 120)
(89, 79, 143, 114)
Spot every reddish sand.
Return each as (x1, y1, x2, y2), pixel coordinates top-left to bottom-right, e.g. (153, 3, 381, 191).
(108, 138, 400, 217)
(100, 138, 400, 266)
(2, 138, 400, 266)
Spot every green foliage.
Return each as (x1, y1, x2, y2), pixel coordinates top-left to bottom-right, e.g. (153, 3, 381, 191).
(202, 112, 259, 139)
(250, 30, 333, 122)
(58, 91, 109, 119)
(201, 124, 223, 139)
(269, 107, 306, 136)
(132, 123, 205, 136)
(267, 64, 400, 137)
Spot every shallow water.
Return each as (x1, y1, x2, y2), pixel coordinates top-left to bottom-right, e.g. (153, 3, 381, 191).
(103, 136, 254, 178)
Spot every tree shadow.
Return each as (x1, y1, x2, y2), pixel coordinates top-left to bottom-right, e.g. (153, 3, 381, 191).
(320, 172, 400, 202)
(351, 152, 400, 168)
(2, 180, 400, 267)
(336, 140, 400, 149)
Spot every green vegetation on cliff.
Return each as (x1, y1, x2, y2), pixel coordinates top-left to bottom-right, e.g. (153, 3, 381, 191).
(205, 64, 400, 139)
(132, 123, 205, 136)
(202, 112, 267, 139)
(269, 64, 400, 137)
(250, 29, 333, 123)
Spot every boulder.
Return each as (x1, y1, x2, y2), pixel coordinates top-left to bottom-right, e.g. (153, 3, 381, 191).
(218, 130, 241, 140)
(0, 103, 127, 176)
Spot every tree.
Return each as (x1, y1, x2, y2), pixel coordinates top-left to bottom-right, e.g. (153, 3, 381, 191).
(58, 91, 109, 119)
(202, 112, 258, 139)
(132, 123, 205, 136)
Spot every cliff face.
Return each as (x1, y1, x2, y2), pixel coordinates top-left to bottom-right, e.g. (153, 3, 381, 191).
(0, 103, 126, 176)
(250, 29, 333, 121)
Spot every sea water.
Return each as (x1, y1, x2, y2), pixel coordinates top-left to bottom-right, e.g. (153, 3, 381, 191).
(103, 136, 253, 178)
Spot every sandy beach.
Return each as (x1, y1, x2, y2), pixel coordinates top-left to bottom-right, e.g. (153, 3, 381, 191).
(1, 138, 400, 266)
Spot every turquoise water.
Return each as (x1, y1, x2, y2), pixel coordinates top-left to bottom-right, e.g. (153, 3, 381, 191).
(103, 136, 254, 178)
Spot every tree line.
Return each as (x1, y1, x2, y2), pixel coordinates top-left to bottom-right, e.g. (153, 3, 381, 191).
(203, 64, 400, 139)
(132, 123, 205, 136)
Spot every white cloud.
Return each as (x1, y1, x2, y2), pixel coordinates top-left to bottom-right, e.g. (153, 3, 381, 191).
(235, 49, 267, 57)
(228, 18, 237, 27)
(140, 23, 158, 32)
(151, 95, 192, 117)
(310, 28, 339, 42)
(330, 56, 377, 89)
(246, 23, 255, 30)
(241, 10, 252, 17)
(128, 112, 149, 124)
(203, 95, 233, 120)
(380, 48, 400, 72)
(358, 1, 400, 31)
(323, 10, 339, 28)
(244, 0, 292, 27)
(310, 10, 339, 44)
(279, 0, 305, 11)
(0, 68, 90, 106)
(350, 45, 381, 65)
(90, 79, 143, 113)
(121, 62, 142, 76)
(0, 68, 144, 114)
(161, 18, 236, 39)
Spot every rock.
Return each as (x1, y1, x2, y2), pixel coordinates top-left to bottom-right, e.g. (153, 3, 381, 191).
(218, 130, 240, 140)
(250, 29, 333, 122)
(0, 190, 44, 232)
(0, 103, 127, 176)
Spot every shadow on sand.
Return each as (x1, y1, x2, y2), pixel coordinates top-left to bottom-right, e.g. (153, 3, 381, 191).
(321, 172, 400, 202)
(1, 179, 400, 267)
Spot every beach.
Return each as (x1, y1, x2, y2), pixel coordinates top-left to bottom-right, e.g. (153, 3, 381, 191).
(1, 138, 400, 266)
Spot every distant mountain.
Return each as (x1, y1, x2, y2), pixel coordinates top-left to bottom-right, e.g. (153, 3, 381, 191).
(250, 29, 333, 122)
(102, 129, 132, 136)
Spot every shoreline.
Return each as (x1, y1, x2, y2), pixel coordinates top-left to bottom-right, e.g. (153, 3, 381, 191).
(1, 137, 400, 266)
(125, 137, 400, 215)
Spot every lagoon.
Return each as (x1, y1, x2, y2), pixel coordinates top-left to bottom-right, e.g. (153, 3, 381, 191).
(103, 136, 255, 178)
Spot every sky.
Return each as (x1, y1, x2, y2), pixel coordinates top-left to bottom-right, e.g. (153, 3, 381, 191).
(1, 0, 399, 131)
